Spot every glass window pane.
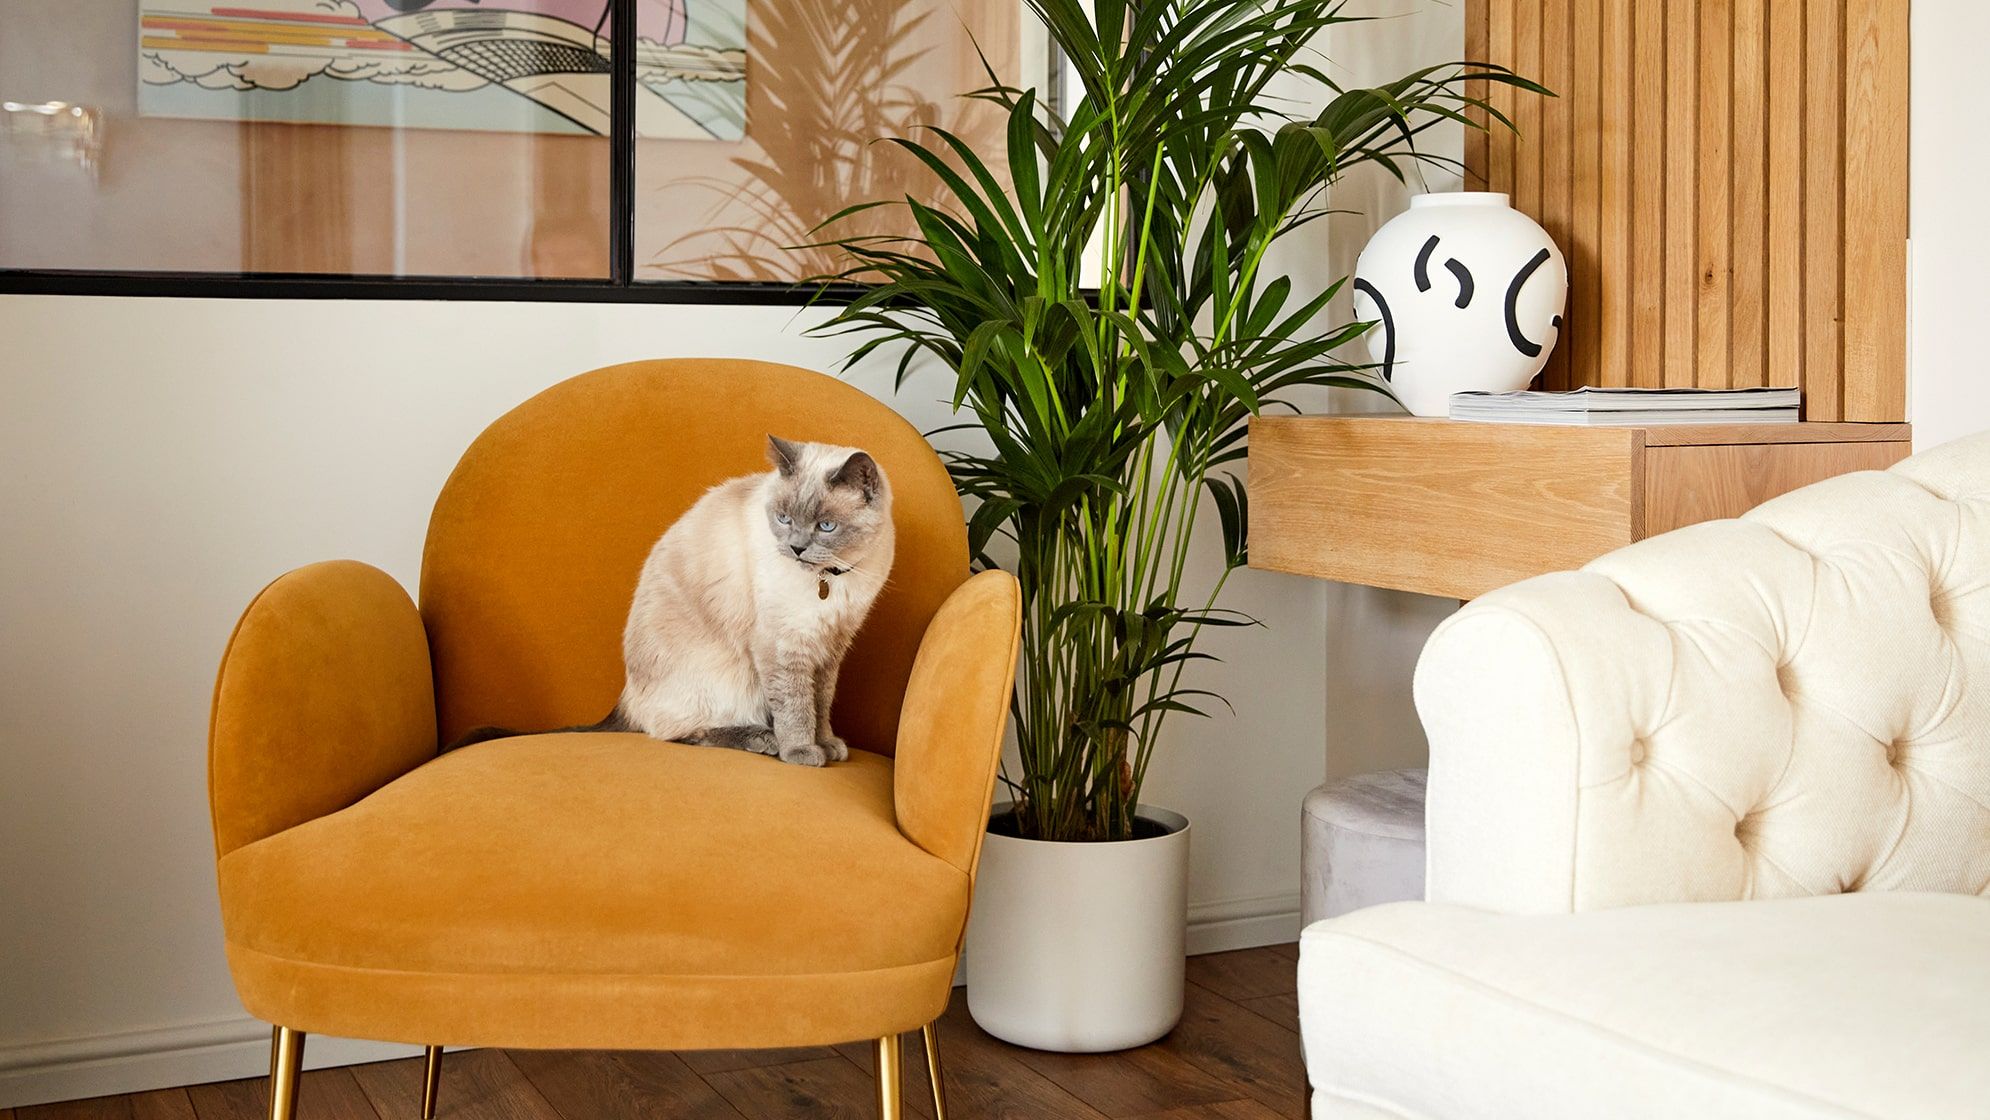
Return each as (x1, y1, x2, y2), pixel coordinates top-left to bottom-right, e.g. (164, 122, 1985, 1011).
(634, 0, 1024, 285)
(1, 0, 615, 278)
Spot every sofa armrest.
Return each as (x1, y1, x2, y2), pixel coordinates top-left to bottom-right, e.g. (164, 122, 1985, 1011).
(1417, 441, 1990, 916)
(1414, 590, 1596, 914)
(1416, 558, 1792, 914)
(1417, 570, 1707, 914)
(209, 560, 437, 857)
(892, 569, 1022, 874)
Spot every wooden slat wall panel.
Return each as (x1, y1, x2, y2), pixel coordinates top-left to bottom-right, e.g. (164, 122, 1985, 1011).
(1663, 5, 1698, 388)
(1696, 0, 1730, 390)
(1466, 0, 1490, 182)
(1514, 2, 1543, 228)
(1805, 0, 1845, 419)
(1597, 0, 1632, 387)
(1538, 0, 1573, 390)
(1630, 0, 1667, 388)
(1569, 0, 1602, 389)
(1765, 0, 1804, 389)
(1730, 0, 1767, 388)
(1488, 0, 1516, 194)
(1464, 0, 1908, 420)
(1841, 0, 1910, 420)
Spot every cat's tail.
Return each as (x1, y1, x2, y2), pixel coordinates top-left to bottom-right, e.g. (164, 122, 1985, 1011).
(439, 707, 633, 754)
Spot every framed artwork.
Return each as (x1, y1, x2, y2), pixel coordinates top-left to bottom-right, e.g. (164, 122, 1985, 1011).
(136, 0, 748, 139)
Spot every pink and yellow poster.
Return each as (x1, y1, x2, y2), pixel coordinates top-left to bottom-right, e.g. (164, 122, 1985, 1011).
(137, 0, 748, 138)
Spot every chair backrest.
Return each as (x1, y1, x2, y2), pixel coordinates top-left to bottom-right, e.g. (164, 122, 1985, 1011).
(1416, 432, 1990, 913)
(420, 359, 967, 756)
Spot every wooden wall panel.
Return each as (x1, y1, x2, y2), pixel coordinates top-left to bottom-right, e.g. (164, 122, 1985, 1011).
(1805, 0, 1845, 419)
(1841, 0, 1910, 420)
(1465, 0, 1909, 420)
(1598, 0, 1632, 387)
(1569, 0, 1602, 391)
(1765, 0, 1804, 390)
(1663, 8, 1698, 388)
(1487, 0, 1516, 195)
(1730, 0, 1767, 388)
(1696, 0, 1730, 390)
(1515, 2, 1543, 223)
(1466, 0, 1490, 179)
(1538, 0, 1572, 390)
(1629, 0, 1666, 388)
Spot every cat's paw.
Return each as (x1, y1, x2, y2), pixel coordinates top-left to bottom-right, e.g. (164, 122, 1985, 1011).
(819, 733, 849, 762)
(780, 743, 828, 767)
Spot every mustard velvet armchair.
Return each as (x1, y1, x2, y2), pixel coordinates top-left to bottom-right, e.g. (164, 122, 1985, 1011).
(207, 360, 1021, 1120)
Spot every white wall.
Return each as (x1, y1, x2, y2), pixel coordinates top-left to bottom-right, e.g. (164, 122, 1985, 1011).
(1908, 0, 1990, 448)
(0, 294, 1431, 1106)
(0, 5, 1466, 1108)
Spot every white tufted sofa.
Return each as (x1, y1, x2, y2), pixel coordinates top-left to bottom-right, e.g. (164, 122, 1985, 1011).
(1296, 434, 1990, 1119)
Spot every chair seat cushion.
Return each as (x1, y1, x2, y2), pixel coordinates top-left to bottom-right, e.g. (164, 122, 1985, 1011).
(218, 733, 968, 1049)
(1298, 892, 1990, 1120)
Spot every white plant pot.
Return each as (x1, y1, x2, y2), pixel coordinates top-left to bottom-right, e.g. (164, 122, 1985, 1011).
(1352, 191, 1569, 416)
(964, 803, 1190, 1052)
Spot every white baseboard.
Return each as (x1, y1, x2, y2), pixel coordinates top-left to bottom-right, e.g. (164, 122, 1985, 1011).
(0, 1018, 425, 1110)
(1186, 891, 1304, 955)
(1, 893, 1302, 1110)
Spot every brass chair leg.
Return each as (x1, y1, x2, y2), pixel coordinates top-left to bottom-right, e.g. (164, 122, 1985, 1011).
(920, 1021, 948, 1120)
(267, 1026, 305, 1120)
(421, 1046, 444, 1119)
(874, 1032, 904, 1120)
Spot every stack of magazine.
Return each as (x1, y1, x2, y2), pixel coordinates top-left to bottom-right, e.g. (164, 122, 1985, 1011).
(1448, 386, 1801, 425)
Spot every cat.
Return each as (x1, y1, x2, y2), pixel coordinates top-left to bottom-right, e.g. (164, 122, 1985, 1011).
(445, 435, 893, 766)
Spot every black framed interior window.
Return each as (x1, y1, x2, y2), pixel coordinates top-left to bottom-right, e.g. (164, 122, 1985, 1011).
(0, 0, 1034, 303)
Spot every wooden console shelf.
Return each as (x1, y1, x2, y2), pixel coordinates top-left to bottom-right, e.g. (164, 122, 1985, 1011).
(1247, 417, 1911, 600)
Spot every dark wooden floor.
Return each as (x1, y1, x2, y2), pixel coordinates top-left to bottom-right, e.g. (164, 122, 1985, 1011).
(13, 945, 1304, 1120)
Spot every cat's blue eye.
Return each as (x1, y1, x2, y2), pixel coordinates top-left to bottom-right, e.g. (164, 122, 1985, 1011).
(775, 513, 791, 525)
(817, 520, 838, 533)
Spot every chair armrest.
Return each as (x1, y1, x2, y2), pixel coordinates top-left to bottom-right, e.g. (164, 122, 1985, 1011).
(892, 569, 1022, 874)
(209, 560, 437, 857)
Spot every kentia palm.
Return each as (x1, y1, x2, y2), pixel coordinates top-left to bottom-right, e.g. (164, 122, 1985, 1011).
(811, 0, 1540, 1049)
(817, 0, 1536, 836)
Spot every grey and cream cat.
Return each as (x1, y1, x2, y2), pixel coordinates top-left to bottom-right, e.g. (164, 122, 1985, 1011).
(447, 435, 893, 765)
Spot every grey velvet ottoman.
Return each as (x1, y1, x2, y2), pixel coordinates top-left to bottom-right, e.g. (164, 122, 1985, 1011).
(1301, 768, 1428, 923)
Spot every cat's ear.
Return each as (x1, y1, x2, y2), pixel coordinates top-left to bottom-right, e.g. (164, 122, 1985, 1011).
(767, 435, 804, 477)
(830, 451, 882, 502)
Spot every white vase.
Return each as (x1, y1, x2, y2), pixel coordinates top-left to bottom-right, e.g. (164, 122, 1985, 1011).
(964, 804, 1190, 1052)
(1352, 191, 1568, 417)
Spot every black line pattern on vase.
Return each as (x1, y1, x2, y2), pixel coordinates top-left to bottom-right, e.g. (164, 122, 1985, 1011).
(1413, 236, 1440, 292)
(1443, 258, 1475, 308)
(1504, 248, 1555, 358)
(1354, 277, 1396, 382)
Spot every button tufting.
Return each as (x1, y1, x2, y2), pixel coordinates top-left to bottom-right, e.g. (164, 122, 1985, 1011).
(1629, 739, 1650, 765)
(1775, 661, 1798, 697)
(1886, 739, 1907, 765)
(1932, 591, 1956, 632)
